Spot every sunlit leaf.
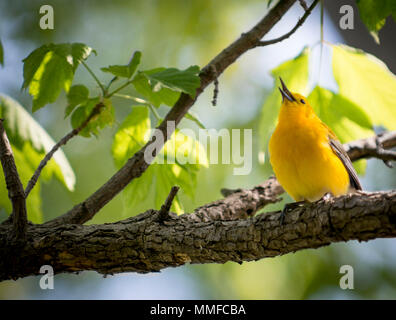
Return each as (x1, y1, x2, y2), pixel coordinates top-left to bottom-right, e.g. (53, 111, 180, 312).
(22, 43, 94, 111)
(332, 44, 396, 130)
(71, 97, 114, 137)
(356, 0, 396, 43)
(65, 84, 89, 118)
(112, 106, 150, 168)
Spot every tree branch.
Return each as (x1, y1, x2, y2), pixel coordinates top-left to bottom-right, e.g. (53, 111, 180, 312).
(24, 101, 106, 197)
(0, 119, 27, 240)
(157, 186, 180, 221)
(1, 190, 395, 281)
(48, 0, 300, 226)
(344, 131, 396, 164)
(255, 0, 319, 47)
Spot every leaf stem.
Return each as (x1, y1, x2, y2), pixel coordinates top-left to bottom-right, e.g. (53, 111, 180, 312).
(147, 103, 161, 122)
(82, 60, 106, 96)
(113, 93, 148, 104)
(106, 80, 133, 98)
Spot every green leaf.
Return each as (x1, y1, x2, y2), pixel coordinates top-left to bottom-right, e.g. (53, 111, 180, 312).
(112, 107, 208, 215)
(71, 97, 114, 137)
(356, 0, 396, 43)
(332, 44, 396, 131)
(101, 51, 142, 79)
(127, 51, 142, 78)
(112, 106, 151, 168)
(307, 86, 374, 174)
(142, 65, 201, 98)
(259, 47, 310, 154)
(65, 84, 89, 118)
(0, 39, 4, 67)
(101, 65, 131, 78)
(0, 94, 76, 191)
(132, 72, 180, 107)
(22, 43, 94, 111)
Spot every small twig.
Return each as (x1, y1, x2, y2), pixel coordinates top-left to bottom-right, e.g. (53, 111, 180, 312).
(255, 0, 319, 47)
(105, 76, 119, 92)
(211, 65, 219, 107)
(25, 102, 105, 197)
(298, 0, 309, 11)
(0, 119, 27, 240)
(375, 135, 395, 168)
(106, 80, 133, 98)
(157, 186, 180, 221)
(344, 131, 396, 165)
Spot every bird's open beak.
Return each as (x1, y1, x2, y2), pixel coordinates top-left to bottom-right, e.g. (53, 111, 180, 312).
(278, 77, 296, 102)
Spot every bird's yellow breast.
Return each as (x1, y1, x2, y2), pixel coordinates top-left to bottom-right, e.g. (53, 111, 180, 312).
(268, 105, 350, 202)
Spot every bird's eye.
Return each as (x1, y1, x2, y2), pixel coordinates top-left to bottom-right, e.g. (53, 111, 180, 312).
(300, 99, 306, 104)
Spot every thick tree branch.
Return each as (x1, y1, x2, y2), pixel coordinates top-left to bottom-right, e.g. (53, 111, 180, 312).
(0, 119, 27, 240)
(24, 101, 106, 197)
(1, 190, 395, 281)
(48, 0, 300, 226)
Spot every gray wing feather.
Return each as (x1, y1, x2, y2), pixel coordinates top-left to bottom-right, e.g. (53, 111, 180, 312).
(329, 138, 362, 190)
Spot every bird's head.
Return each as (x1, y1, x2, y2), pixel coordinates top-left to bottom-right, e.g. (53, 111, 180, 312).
(278, 77, 309, 108)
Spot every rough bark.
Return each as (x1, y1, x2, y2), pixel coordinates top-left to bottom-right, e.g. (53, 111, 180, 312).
(1, 190, 395, 281)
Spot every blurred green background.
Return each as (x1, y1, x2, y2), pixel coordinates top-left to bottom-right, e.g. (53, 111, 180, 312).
(0, 0, 396, 299)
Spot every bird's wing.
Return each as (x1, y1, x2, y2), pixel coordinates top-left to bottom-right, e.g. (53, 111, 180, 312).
(327, 132, 362, 191)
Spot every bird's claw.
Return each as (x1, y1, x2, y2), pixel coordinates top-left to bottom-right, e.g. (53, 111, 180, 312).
(279, 201, 306, 225)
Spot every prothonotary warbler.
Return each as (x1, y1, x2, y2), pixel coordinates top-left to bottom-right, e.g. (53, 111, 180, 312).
(269, 78, 362, 221)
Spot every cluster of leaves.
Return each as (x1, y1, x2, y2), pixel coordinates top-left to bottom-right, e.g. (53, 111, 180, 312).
(0, 41, 205, 220)
(356, 0, 396, 43)
(259, 44, 396, 174)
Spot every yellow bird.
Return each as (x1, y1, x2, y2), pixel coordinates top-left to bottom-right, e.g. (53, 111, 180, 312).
(269, 78, 362, 220)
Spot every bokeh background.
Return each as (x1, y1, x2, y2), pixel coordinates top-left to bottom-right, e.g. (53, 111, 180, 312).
(1, 0, 396, 299)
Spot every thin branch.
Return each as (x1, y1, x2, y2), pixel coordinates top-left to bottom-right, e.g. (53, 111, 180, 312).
(255, 0, 319, 47)
(157, 186, 180, 221)
(0, 120, 27, 240)
(24, 102, 105, 197)
(211, 65, 219, 107)
(106, 80, 133, 98)
(47, 0, 300, 227)
(298, 0, 309, 11)
(344, 131, 396, 164)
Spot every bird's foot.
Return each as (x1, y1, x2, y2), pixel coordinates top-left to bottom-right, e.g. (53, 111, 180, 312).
(280, 201, 306, 225)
